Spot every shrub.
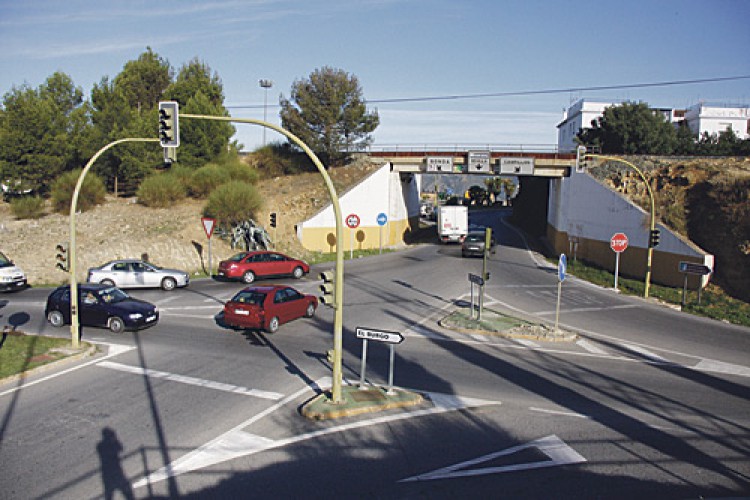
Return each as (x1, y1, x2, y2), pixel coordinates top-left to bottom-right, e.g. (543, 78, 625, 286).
(136, 173, 187, 208)
(188, 164, 231, 198)
(50, 169, 106, 214)
(10, 196, 45, 219)
(224, 158, 259, 185)
(203, 181, 262, 227)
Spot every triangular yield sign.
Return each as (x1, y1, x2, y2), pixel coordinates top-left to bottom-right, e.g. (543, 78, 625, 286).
(399, 435, 585, 482)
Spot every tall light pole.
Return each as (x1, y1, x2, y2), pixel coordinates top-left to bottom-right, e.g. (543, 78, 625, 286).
(259, 79, 273, 146)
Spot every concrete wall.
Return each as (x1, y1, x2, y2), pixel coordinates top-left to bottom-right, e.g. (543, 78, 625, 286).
(298, 163, 421, 252)
(547, 168, 714, 289)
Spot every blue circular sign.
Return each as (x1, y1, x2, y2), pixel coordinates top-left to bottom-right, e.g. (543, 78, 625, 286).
(377, 212, 388, 226)
(558, 253, 567, 282)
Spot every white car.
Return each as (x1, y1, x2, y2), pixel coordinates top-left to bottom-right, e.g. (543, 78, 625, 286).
(0, 251, 27, 292)
(87, 259, 189, 291)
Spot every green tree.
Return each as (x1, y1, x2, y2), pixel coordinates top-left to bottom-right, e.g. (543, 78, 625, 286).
(674, 121, 696, 155)
(0, 72, 92, 195)
(577, 102, 677, 154)
(280, 67, 379, 167)
(113, 47, 172, 110)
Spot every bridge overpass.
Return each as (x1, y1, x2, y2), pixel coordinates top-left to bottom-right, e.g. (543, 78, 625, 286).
(367, 147, 577, 177)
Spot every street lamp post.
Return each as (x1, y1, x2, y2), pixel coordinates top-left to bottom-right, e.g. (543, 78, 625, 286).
(259, 79, 273, 146)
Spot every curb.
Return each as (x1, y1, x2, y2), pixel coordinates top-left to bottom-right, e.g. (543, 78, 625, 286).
(0, 343, 99, 387)
(301, 385, 424, 420)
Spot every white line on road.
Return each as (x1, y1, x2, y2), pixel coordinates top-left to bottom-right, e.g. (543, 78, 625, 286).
(97, 361, 283, 400)
(514, 338, 540, 348)
(529, 406, 591, 419)
(693, 358, 750, 378)
(620, 343, 671, 364)
(576, 339, 609, 355)
(534, 304, 638, 316)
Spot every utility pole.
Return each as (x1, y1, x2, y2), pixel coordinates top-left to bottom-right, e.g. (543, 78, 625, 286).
(259, 79, 273, 146)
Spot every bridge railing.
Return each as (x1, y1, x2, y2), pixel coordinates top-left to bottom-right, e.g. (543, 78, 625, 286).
(365, 143, 565, 154)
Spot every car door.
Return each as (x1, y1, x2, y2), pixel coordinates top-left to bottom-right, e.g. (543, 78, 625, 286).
(282, 287, 306, 320)
(80, 290, 108, 327)
(248, 253, 271, 277)
(267, 253, 289, 276)
(272, 288, 293, 323)
(110, 261, 133, 287)
(129, 261, 149, 288)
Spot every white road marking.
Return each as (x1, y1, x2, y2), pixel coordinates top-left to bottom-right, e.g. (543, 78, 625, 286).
(529, 407, 590, 419)
(576, 339, 609, 355)
(97, 361, 283, 400)
(694, 358, 750, 378)
(0, 343, 134, 397)
(514, 338, 539, 348)
(132, 383, 501, 489)
(534, 304, 638, 316)
(620, 343, 671, 364)
(399, 435, 586, 482)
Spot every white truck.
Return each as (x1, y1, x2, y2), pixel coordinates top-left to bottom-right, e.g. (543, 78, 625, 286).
(436, 205, 468, 243)
(0, 251, 27, 292)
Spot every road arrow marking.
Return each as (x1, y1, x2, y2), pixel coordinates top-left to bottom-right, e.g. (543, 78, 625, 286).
(132, 385, 500, 489)
(399, 435, 586, 482)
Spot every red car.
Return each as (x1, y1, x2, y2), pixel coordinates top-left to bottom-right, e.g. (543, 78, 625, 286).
(217, 251, 310, 284)
(222, 285, 318, 333)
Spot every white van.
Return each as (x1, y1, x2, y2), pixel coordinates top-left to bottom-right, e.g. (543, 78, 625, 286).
(0, 251, 27, 292)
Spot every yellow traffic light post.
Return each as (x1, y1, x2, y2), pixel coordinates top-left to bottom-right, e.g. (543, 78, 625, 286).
(67, 138, 160, 348)
(180, 113, 346, 404)
(578, 151, 657, 298)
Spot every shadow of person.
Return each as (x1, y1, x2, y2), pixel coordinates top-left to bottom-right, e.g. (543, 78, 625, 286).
(97, 427, 134, 500)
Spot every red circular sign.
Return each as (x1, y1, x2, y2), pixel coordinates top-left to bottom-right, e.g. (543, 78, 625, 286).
(346, 213, 360, 229)
(610, 232, 629, 253)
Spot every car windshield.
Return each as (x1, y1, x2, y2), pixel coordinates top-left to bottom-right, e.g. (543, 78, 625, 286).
(0, 252, 11, 268)
(231, 290, 266, 305)
(96, 287, 130, 304)
(227, 253, 248, 262)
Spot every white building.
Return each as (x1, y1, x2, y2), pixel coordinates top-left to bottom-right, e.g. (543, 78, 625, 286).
(557, 98, 750, 152)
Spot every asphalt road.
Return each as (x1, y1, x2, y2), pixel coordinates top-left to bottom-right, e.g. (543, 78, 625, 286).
(1, 210, 749, 498)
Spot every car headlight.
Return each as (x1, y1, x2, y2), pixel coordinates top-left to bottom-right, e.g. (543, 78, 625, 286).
(129, 313, 143, 320)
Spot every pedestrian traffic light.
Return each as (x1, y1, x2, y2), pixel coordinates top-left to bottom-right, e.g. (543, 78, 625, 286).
(55, 242, 69, 272)
(575, 145, 589, 173)
(158, 101, 179, 147)
(319, 270, 335, 307)
(649, 229, 661, 248)
(270, 212, 277, 228)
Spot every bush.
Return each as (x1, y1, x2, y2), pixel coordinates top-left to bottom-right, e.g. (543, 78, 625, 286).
(188, 164, 231, 198)
(223, 158, 259, 185)
(50, 169, 106, 214)
(203, 181, 262, 227)
(136, 173, 187, 208)
(9, 196, 45, 219)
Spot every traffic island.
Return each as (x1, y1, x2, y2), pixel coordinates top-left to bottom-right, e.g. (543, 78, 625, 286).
(440, 306, 578, 342)
(301, 385, 424, 421)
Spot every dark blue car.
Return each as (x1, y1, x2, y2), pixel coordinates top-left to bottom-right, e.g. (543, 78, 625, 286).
(45, 283, 159, 333)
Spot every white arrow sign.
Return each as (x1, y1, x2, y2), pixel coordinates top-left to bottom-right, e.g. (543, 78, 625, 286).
(399, 435, 586, 482)
(356, 327, 404, 344)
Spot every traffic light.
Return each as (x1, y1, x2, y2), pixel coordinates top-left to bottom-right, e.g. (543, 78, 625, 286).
(649, 229, 661, 248)
(326, 349, 335, 363)
(158, 101, 179, 147)
(55, 242, 69, 272)
(319, 270, 335, 307)
(269, 212, 277, 228)
(575, 145, 588, 173)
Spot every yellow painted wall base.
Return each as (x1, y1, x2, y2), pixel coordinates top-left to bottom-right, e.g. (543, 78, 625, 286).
(300, 217, 419, 253)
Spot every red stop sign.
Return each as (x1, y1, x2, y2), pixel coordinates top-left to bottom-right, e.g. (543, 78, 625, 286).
(610, 232, 629, 253)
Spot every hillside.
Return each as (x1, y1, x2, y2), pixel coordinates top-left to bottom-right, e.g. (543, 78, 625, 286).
(0, 157, 382, 286)
(589, 156, 750, 301)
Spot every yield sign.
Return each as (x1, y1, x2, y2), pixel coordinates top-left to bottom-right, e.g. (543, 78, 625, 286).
(201, 217, 216, 239)
(399, 435, 586, 482)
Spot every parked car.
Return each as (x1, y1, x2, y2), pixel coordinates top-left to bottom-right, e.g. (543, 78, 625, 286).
(222, 285, 317, 333)
(217, 251, 310, 284)
(45, 283, 159, 333)
(0, 251, 27, 292)
(461, 231, 496, 258)
(87, 259, 189, 291)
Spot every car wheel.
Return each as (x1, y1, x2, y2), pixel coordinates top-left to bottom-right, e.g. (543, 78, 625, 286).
(292, 266, 304, 279)
(266, 316, 279, 333)
(47, 310, 64, 328)
(108, 316, 125, 333)
(161, 277, 177, 291)
(101, 279, 115, 287)
(304, 302, 316, 318)
(242, 271, 256, 284)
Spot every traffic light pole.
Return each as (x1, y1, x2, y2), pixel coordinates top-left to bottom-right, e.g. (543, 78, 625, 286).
(586, 154, 656, 298)
(181, 114, 346, 404)
(68, 138, 160, 348)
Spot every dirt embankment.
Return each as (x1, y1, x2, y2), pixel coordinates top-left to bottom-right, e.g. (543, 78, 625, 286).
(590, 156, 750, 301)
(0, 158, 382, 286)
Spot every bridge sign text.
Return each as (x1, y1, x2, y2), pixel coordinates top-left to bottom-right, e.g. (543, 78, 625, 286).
(426, 156, 454, 173)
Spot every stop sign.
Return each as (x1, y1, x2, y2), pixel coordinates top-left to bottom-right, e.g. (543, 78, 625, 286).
(610, 232, 629, 253)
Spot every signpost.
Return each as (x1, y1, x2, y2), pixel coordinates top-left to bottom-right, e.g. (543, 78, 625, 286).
(678, 261, 713, 307)
(356, 327, 405, 394)
(346, 213, 360, 259)
(610, 232, 628, 290)
(468, 273, 484, 320)
(377, 212, 388, 254)
(467, 151, 491, 173)
(201, 217, 216, 276)
(555, 254, 566, 332)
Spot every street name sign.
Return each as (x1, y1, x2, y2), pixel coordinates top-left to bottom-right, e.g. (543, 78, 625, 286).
(498, 157, 535, 175)
(679, 261, 712, 275)
(426, 156, 454, 173)
(467, 151, 491, 173)
(356, 327, 404, 344)
(468, 273, 485, 286)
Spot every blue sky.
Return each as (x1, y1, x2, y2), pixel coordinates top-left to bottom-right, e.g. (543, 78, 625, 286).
(2, 0, 749, 152)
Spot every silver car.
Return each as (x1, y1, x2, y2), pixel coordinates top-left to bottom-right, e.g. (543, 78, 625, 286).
(87, 259, 189, 291)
